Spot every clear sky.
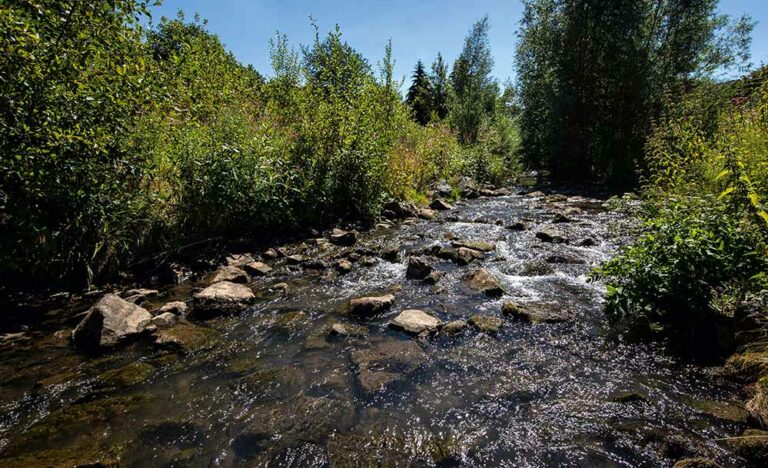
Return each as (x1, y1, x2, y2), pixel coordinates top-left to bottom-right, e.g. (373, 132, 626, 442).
(150, 0, 768, 86)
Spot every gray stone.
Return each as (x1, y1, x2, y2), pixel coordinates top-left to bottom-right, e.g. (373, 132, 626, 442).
(469, 315, 503, 334)
(451, 240, 495, 252)
(461, 269, 504, 297)
(430, 199, 454, 210)
(157, 301, 188, 316)
(243, 261, 273, 276)
(330, 229, 357, 246)
(536, 227, 568, 244)
(72, 294, 152, 350)
(406, 256, 433, 280)
(441, 320, 468, 335)
(390, 309, 442, 335)
(151, 312, 178, 329)
(192, 281, 255, 318)
(348, 294, 395, 317)
(502, 301, 572, 324)
(210, 265, 249, 284)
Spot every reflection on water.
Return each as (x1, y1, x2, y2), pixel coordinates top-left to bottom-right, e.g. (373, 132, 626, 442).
(0, 191, 749, 466)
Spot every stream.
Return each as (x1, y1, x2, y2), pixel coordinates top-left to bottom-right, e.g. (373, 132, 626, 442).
(0, 190, 750, 467)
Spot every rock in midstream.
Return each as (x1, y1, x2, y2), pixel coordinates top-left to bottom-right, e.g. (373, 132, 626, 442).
(348, 294, 395, 317)
(72, 294, 152, 350)
(192, 281, 255, 318)
(389, 309, 442, 335)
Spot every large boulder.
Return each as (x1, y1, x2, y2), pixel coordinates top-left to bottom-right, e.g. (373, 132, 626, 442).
(390, 309, 442, 335)
(72, 294, 152, 350)
(192, 281, 255, 318)
(406, 256, 433, 280)
(461, 269, 504, 297)
(351, 340, 428, 396)
(348, 294, 395, 317)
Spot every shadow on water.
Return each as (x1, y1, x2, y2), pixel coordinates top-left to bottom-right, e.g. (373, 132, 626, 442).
(0, 189, 752, 466)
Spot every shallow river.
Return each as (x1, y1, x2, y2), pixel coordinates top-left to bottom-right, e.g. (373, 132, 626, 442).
(0, 191, 750, 466)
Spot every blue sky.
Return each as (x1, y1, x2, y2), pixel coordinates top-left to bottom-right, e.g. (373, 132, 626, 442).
(150, 0, 768, 86)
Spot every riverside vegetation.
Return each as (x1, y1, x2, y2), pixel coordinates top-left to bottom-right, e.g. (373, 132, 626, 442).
(3, 0, 768, 466)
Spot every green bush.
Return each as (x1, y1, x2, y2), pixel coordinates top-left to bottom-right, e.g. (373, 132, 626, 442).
(593, 197, 768, 353)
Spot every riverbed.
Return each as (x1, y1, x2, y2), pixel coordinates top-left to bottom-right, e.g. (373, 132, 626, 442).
(0, 190, 750, 466)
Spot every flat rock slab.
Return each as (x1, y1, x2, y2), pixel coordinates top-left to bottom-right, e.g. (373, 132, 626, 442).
(461, 269, 504, 297)
(390, 309, 442, 335)
(72, 294, 152, 350)
(193, 281, 255, 318)
(348, 294, 395, 317)
(451, 240, 495, 252)
(243, 261, 273, 276)
(351, 340, 428, 396)
(502, 301, 572, 324)
(210, 265, 249, 284)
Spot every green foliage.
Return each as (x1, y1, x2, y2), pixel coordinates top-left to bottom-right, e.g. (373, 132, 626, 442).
(406, 60, 434, 125)
(516, 0, 754, 187)
(429, 53, 450, 121)
(449, 17, 498, 145)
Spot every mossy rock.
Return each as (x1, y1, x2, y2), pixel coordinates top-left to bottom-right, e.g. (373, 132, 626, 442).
(153, 321, 221, 353)
(687, 398, 749, 423)
(96, 361, 154, 388)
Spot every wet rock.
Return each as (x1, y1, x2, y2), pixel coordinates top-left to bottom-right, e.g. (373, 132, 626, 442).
(336, 259, 353, 274)
(412, 209, 432, 221)
(441, 320, 468, 334)
(390, 309, 442, 335)
(458, 178, 479, 198)
(225, 253, 256, 267)
(527, 190, 545, 197)
(507, 222, 528, 231)
(456, 247, 484, 265)
(151, 312, 178, 329)
(381, 246, 400, 262)
(271, 311, 308, 335)
(233, 395, 355, 459)
(121, 288, 159, 304)
(535, 226, 568, 243)
(725, 429, 768, 465)
(329, 322, 369, 339)
(348, 294, 395, 317)
(502, 301, 572, 324)
(359, 256, 378, 267)
(72, 294, 153, 350)
(286, 254, 305, 265)
(423, 271, 443, 285)
(672, 458, 723, 468)
(553, 213, 575, 223)
(263, 248, 280, 260)
(469, 315, 503, 334)
(564, 206, 584, 216)
(305, 259, 328, 270)
(461, 269, 504, 297)
(192, 281, 255, 318)
(545, 254, 586, 264)
(153, 321, 221, 353)
(451, 239, 495, 252)
(577, 237, 597, 247)
(406, 256, 433, 280)
(350, 340, 428, 395)
(243, 261, 273, 276)
(330, 228, 357, 246)
(210, 265, 249, 284)
(430, 199, 454, 210)
(545, 194, 568, 203)
(158, 301, 188, 316)
(688, 398, 749, 423)
(382, 200, 418, 220)
(518, 260, 556, 277)
(434, 179, 453, 197)
(96, 361, 154, 388)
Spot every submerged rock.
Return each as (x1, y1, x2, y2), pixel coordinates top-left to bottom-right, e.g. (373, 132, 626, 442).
(507, 221, 528, 231)
(725, 429, 768, 465)
(243, 261, 273, 276)
(451, 239, 495, 252)
(406, 256, 433, 280)
(390, 309, 442, 335)
(329, 322, 369, 338)
(210, 265, 249, 284)
(502, 301, 572, 324)
(192, 281, 255, 318)
(96, 361, 154, 388)
(461, 269, 504, 297)
(348, 294, 395, 317)
(270, 311, 308, 335)
(469, 315, 503, 334)
(153, 321, 221, 353)
(72, 294, 153, 350)
(351, 340, 428, 396)
(430, 199, 454, 210)
(423, 271, 443, 285)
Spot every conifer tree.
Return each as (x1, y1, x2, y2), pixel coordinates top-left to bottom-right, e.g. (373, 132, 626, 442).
(429, 53, 449, 120)
(406, 60, 434, 125)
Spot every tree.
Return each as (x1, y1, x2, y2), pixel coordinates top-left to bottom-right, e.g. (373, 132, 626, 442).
(516, 0, 754, 187)
(429, 53, 449, 120)
(450, 16, 498, 145)
(406, 60, 434, 125)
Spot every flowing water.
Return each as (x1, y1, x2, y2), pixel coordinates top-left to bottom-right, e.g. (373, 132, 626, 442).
(0, 191, 751, 467)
